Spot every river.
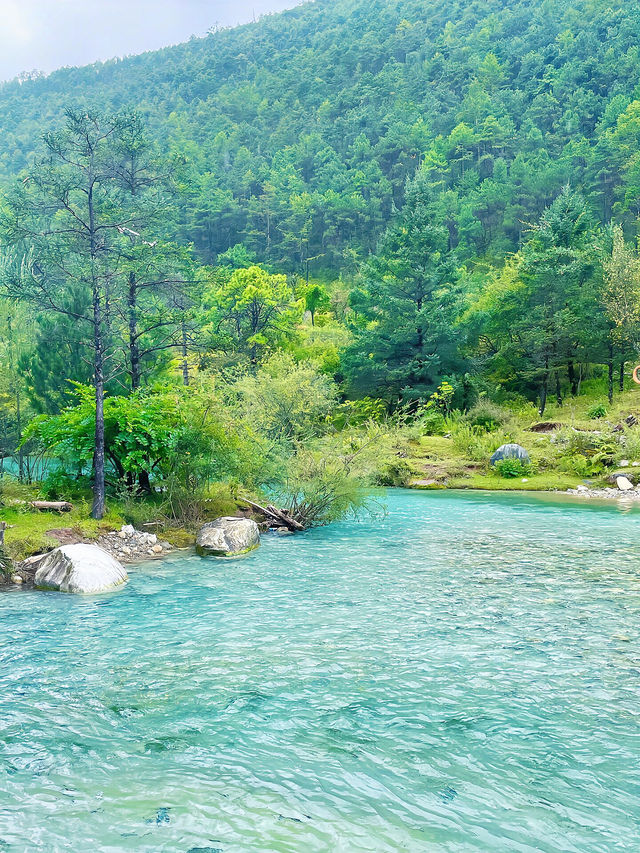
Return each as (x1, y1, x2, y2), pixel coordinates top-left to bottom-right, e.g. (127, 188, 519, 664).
(1, 490, 639, 851)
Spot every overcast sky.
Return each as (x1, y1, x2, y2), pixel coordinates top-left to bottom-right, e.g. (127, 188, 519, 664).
(0, 0, 304, 82)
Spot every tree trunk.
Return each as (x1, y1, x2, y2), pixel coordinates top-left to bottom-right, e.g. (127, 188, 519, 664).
(90, 243, 106, 518)
(555, 371, 562, 407)
(608, 343, 614, 405)
(88, 171, 106, 521)
(539, 373, 548, 416)
(138, 470, 152, 494)
(92, 315, 106, 520)
(620, 359, 625, 392)
(128, 271, 141, 390)
(181, 319, 190, 386)
(539, 358, 549, 416)
(16, 384, 23, 482)
(567, 361, 578, 396)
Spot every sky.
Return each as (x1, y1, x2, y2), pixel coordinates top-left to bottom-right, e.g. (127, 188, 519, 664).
(0, 0, 304, 82)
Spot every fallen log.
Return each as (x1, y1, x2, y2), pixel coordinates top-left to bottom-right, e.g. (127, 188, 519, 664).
(30, 501, 73, 513)
(240, 498, 305, 532)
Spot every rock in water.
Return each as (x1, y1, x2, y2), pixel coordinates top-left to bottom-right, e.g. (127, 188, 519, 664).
(616, 476, 634, 492)
(34, 544, 128, 594)
(490, 443, 530, 466)
(196, 517, 260, 557)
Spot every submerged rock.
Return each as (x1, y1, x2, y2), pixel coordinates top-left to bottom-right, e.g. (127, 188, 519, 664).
(34, 544, 128, 594)
(490, 443, 530, 466)
(196, 517, 260, 557)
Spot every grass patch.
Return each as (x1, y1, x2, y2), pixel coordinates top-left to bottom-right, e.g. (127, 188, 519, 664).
(0, 503, 127, 562)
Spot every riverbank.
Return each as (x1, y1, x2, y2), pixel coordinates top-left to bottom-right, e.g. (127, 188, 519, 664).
(3, 384, 640, 572)
(401, 385, 640, 494)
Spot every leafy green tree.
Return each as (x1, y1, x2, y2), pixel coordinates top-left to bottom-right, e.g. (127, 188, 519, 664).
(231, 352, 337, 447)
(466, 189, 603, 413)
(204, 265, 302, 366)
(601, 225, 640, 396)
(0, 109, 168, 517)
(301, 282, 330, 326)
(343, 169, 462, 402)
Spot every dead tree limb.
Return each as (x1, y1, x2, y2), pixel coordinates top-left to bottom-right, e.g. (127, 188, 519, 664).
(240, 498, 305, 531)
(30, 501, 73, 513)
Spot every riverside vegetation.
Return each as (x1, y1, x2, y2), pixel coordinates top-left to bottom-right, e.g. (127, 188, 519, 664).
(3, 0, 640, 566)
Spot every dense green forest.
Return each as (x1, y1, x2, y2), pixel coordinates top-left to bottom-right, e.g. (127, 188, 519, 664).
(2, 0, 640, 270)
(2, 0, 640, 532)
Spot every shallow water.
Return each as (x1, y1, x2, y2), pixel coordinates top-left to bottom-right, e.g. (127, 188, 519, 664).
(1, 490, 640, 852)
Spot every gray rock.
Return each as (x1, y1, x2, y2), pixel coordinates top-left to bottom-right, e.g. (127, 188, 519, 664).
(34, 544, 128, 594)
(196, 517, 260, 557)
(616, 476, 634, 492)
(490, 443, 530, 466)
(608, 470, 639, 486)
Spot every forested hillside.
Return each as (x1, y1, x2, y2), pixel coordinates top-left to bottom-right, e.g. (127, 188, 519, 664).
(1, 0, 639, 273)
(2, 0, 640, 532)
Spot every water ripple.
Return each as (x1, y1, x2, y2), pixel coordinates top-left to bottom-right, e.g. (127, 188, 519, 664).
(1, 490, 639, 851)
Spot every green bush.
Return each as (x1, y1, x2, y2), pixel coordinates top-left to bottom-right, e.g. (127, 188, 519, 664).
(330, 397, 387, 430)
(493, 458, 532, 478)
(451, 423, 512, 462)
(557, 429, 620, 474)
(418, 408, 447, 436)
(587, 403, 608, 419)
(373, 458, 412, 487)
(232, 352, 338, 443)
(464, 401, 509, 433)
(621, 426, 640, 462)
(278, 453, 374, 528)
(559, 453, 591, 478)
(40, 469, 91, 501)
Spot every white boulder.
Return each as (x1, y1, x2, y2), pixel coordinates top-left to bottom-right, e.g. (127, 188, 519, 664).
(35, 544, 128, 594)
(616, 476, 634, 492)
(196, 517, 260, 557)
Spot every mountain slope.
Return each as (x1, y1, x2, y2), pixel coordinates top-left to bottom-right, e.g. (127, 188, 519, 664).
(0, 0, 639, 273)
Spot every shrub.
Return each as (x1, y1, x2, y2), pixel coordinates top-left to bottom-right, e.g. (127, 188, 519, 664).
(418, 408, 447, 436)
(278, 454, 374, 528)
(464, 401, 509, 433)
(559, 454, 591, 478)
(330, 397, 387, 430)
(426, 381, 455, 415)
(493, 458, 532, 478)
(40, 470, 90, 501)
(557, 429, 620, 474)
(451, 423, 512, 462)
(620, 426, 640, 462)
(232, 352, 337, 444)
(587, 403, 608, 419)
(373, 458, 412, 487)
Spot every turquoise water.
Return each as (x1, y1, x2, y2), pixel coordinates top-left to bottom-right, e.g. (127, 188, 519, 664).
(1, 490, 640, 852)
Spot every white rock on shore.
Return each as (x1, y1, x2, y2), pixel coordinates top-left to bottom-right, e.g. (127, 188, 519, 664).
(98, 526, 172, 563)
(567, 486, 640, 500)
(196, 517, 260, 557)
(616, 476, 634, 491)
(34, 544, 128, 594)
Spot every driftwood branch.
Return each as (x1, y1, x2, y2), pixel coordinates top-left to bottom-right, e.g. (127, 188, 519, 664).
(30, 501, 73, 513)
(240, 498, 305, 532)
